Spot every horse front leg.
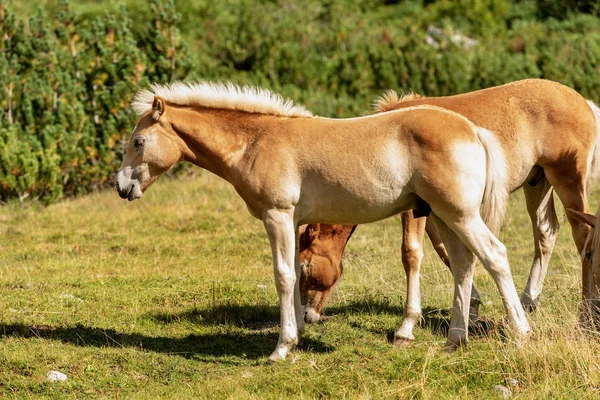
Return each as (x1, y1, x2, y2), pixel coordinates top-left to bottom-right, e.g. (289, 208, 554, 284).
(394, 211, 426, 345)
(263, 208, 303, 362)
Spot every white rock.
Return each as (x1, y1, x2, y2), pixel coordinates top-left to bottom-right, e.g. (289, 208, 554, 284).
(47, 370, 67, 382)
(493, 384, 511, 399)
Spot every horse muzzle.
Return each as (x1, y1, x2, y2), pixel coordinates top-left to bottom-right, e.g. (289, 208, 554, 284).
(116, 170, 143, 201)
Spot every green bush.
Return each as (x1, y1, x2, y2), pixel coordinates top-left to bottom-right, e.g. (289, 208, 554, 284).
(0, 0, 189, 204)
(1, 0, 600, 205)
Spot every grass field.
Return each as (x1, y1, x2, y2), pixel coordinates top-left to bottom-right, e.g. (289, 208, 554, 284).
(1, 172, 599, 398)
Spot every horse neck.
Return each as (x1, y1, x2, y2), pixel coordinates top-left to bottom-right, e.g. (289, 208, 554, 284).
(167, 106, 263, 181)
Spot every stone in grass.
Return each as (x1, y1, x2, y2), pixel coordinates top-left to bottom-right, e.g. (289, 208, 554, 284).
(493, 384, 511, 399)
(47, 371, 67, 382)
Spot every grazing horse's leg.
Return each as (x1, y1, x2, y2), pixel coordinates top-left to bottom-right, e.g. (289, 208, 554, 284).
(424, 216, 482, 321)
(263, 208, 303, 361)
(520, 178, 559, 311)
(543, 167, 593, 323)
(429, 214, 477, 349)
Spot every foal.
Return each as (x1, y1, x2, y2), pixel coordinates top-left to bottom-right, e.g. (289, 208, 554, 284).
(299, 79, 600, 342)
(116, 81, 529, 361)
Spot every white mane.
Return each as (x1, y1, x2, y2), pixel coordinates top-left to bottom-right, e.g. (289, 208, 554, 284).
(131, 81, 313, 118)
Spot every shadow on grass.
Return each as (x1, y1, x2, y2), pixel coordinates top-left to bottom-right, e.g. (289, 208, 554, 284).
(323, 299, 502, 341)
(0, 299, 503, 359)
(150, 303, 280, 330)
(0, 321, 333, 360)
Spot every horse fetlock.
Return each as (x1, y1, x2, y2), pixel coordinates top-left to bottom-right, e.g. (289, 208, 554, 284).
(520, 292, 539, 313)
(394, 321, 417, 346)
(445, 328, 468, 351)
(403, 309, 422, 322)
(268, 337, 298, 362)
(393, 334, 415, 347)
(444, 335, 467, 352)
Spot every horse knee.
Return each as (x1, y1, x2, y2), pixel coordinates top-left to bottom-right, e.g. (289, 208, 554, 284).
(402, 241, 424, 272)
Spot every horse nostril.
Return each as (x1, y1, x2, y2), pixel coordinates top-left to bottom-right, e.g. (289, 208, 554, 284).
(304, 309, 320, 324)
(118, 187, 129, 199)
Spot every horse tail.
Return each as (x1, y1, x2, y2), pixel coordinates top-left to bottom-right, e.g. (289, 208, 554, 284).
(475, 126, 509, 236)
(585, 100, 600, 193)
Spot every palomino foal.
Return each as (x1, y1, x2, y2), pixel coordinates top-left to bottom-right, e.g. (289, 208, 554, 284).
(299, 79, 600, 342)
(115, 82, 529, 361)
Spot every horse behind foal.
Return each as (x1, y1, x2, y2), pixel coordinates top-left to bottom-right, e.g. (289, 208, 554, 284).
(299, 79, 600, 342)
(115, 81, 529, 361)
(567, 207, 600, 317)
(299, 215, 469, 327)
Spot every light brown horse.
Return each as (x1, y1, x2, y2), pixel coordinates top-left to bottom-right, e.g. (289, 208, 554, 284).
(299, 79, 600, 342)
(116, 81, 529, 361)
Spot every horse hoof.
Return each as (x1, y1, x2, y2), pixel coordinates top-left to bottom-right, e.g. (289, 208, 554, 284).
(268, 349, 288, 363)
(520, 295, 538, 313)
(393, 335, 414, 347)
(443, 341, 461, 352)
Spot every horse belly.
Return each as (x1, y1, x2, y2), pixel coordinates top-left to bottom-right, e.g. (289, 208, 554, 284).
(297, 172, 413, 224)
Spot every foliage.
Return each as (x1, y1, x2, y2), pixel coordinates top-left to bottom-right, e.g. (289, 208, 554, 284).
(1, 0, 600, 204)
(0, 0, 189, 204)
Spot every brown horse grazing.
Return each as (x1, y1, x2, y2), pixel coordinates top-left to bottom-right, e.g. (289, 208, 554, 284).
(116, 81, 529, 361)
(567, 207, 600, 317)
(299, 79, 600, 343)
(299, 216, 463, 326)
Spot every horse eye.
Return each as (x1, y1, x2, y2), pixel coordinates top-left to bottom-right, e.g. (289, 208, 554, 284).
(133, 137, 146, 151)
(585, 251, 593, 260)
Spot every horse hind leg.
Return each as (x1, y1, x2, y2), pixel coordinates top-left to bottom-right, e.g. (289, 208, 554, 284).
(394, 209, 483, 345)
(428, 214, 478, 349)
(434, 211, 531, 347)
(520, 178, 559, 312)
(424, 215, 482, 322)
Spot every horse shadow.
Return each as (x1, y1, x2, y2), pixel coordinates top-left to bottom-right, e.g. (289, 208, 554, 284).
(0, 301, 503, 359)
(322, 299, 502, 342)
(0, 303, 333, 361)
(150, 303, 280, 330)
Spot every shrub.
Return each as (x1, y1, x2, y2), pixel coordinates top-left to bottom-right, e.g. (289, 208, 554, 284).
(1, 0, 600, 205)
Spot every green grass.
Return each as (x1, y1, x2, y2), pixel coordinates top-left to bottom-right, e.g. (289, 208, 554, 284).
(1, 172, 600, 398)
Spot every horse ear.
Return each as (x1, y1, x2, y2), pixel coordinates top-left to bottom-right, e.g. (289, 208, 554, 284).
(307, 224, 321, 241)
(151, 96, 165, 121)
(566, 208, 596, 228)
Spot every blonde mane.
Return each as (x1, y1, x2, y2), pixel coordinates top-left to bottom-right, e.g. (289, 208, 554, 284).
(374, 90, 423, 113)
(131, 81, 313, 118)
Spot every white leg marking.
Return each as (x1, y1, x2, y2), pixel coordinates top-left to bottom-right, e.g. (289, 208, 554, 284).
(263, 209, 300, 362)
